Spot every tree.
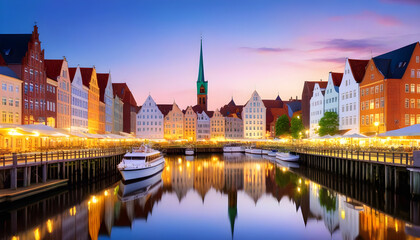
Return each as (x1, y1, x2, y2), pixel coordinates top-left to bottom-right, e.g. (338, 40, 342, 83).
(318, 111, 339, 136)
(275, 114, 290, 137)
(290, 116, 304, 139)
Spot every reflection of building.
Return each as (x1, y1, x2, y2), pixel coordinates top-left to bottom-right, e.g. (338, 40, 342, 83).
(309, 183, 339, 236)
(338, 195, 359, 240)
(243, 162, 266, 204)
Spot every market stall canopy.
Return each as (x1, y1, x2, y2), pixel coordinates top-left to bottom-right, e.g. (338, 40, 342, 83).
(378, 124, 420, 137)
(343, 133, 369, 138)
(19, 124, 70, 137)
(84, 133, 105, 139)
(103, 133, 125, 139)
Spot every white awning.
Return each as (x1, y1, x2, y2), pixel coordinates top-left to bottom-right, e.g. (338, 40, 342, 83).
(378, 124, 420, 137)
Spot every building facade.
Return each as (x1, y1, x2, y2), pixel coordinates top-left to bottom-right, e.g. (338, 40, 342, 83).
(324, 72, 342, 114)
(136, 95, 164, 139)
(224, 114, 243, 139)
(0, 67, 22, 125)
(163, 102, 184, 140)
(97, 73, 114, 133)
(360, 42, 420, 135)
(183, 106, 197, 141)
(338, 59, 369, 134)
(196, 39, 208, 111)
(196, 110, 211, 140)
(79, 68, 99, 134)
(45, 58, 71, 130)
(309, 83, 326, 137)
(46, 77, 57, 127)
(69, 66, 88, 133)
(113, 95, 123, 134)
(0, 25, 47, 125)
(112, 83, 138, 134)
(301, 81, 327, 130)
(263, 96, 289, 138)
(211, 109, 225, 140)
(98, 101, 106, 134)
(242, 91, 266, 139)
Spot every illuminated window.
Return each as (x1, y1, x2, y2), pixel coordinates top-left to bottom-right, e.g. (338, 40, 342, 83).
(405, 114, 410, 125)
(375, 98, 379, 108)
(375, 114, 379, 123)
(412, 99, 416, 108)
(361, 116, 365, 125)
(418, 114, 420, 124)
(380, 113, 384, 124)
(411, 114, 415, 125)
(375, 86, 379, 93)
(412, 84, 416, 93)
(370, 100, 374, 109)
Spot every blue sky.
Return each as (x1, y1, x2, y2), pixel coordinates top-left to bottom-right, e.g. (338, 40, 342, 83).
(1, 0, 419, 109)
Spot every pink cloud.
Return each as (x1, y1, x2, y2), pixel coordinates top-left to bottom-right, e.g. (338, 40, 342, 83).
(330, 10, 402, 27)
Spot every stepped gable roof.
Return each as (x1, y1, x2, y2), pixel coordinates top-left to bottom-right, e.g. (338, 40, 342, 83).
(0, 66, 19, 79)
(45, 59, 63, 81)
(0, 34, 32, 64)
(347, 59, 369, 83)
(372, 42, 418, 79)
(112, 83, 138, 106)
(68, 67, 77, 82)
(97, 73, 110, 102)
(157, 104, 173, 116)
(330, 72, 343, 87)
(79, 67, 94, 87)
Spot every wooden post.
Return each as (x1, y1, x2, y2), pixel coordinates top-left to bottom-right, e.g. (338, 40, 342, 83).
(42, 164, 47, 183)
(384, 165, 389, 189)
(23, 166, 28, 187)
(10, 153, 17, 189)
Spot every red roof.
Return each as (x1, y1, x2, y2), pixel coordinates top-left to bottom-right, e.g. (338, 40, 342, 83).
(97, 73, 109, 102)
(302, 81, 328, 98)
(44, 59, 63, 81)
(348, 59, 369, 83)
(79, 68, 94, 88)
(157, 104, 173, 116)
(112, 83, 138, 106)
(263, 99, 284, 108)
(68, 67, 77, 82)
(330, 72, 343, 87)
(220, 99, 243, 118)
(266, 107, 289, 131)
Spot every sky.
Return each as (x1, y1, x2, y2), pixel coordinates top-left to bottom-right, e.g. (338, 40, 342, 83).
(1, 0, 419, 110)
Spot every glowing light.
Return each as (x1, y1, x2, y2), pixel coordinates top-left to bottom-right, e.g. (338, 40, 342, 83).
(8, 130, 22, 136)
(212, 157, 218, 161)
(187, 162, 190, 168)
(166, 166, 170, 171)
(178, 158, 182, 163)
(298, 178, 302, 184)
(297, 187, 301, 193)
(104, 190, 109, 196)
(73, 206, 76, 215)
(179, 166, 182, 172)
(256, 164, 261, 170)
(34, 228, 40, 240)
(12, 236, 19, 240)
(341, 210, 345, 219)
(374, 121, 379, 127)
(395, 222, 398, 232)
(197, 166, 202, 172)
(47, 219, 53, 233)
(281, 167, 286, 172)
(33, 131, 40, 137)
(91, 196, 97, 203)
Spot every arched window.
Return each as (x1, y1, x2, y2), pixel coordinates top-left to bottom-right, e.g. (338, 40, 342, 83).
(200, 85, 205, 93)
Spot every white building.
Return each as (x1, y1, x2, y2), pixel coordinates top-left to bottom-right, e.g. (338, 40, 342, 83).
(339, 59, 369, 134)
(196, 110, 211, 140)
(242, 91, 266, 139)
(136, 95, 164, 139)
(69, 66, 89, 133)
(309, 83, 326, 137)
(97, 73, 114, 133)
(324, 72, 342, 114)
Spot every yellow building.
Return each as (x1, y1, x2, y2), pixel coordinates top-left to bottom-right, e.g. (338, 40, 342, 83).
(162, 102, 184, 140)
(211, 109, 225, 140)
(0, 67, 22, 125)
(80, 67, 99, 134)
(183, 106, 197, 141)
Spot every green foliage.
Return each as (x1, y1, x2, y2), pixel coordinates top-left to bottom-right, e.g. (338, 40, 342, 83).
(275, 114, 290, 137)
(275, 167, 297, 188)
(318, 111, 339, 136)
(290, 116, 304, 139)
(318, 188, 337, 212)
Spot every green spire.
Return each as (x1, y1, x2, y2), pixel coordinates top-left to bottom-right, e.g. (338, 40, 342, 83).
(197, 38, 205, 83)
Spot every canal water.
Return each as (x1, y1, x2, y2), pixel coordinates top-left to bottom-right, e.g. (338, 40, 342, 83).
(1, 153, 419, 240)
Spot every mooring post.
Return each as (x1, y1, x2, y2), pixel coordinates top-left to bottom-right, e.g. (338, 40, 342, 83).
(10, 153, 18, 189)
(384, 165, 389, 189)
(42, 164, 47, 183)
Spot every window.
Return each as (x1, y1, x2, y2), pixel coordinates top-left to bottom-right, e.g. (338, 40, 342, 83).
(2, 97, 6, 105)
(411, 114, 416, 125)
(405, 114, 410, 125)
(370, 100, 374, 109)
(375, 86, 379, 93)
(375, 98, 379, 109)
(366, 115, 369, 125)
(412, 84, 416, 93)
(362, 116, 365, 125)
(418, 114, 420, 124)
(1, 84, 6, 91)
(411, 99, 415, 108)
(380, 97, 384, 108)
(380, 84, 383, 92)
(361, 89, 364, 96)
(405, 84, 409, 93)
(412, 69, 415, 78)
(405, 98, 409, 108)
(418, 70, 420, 78)
(9, 85, 13, 92)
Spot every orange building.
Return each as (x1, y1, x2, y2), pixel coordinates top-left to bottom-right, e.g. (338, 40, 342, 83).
(360, 42, 420, 135)
(80, 67, 100, 134)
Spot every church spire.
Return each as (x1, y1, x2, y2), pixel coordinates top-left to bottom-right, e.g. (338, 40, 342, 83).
(197, 38, 205, 83)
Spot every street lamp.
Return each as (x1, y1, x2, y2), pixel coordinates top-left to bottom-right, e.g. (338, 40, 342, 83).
(305, 130, 309, 138)
(374, 122, 379, 135)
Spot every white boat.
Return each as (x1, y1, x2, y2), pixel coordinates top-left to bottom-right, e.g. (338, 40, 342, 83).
(268, 150, 278, 157)
(117, 146, 165, 181)
(223, 145, 245, 153)
(276, 152, 299, 162)
(185, 148, 194, 155)
(262, 149, 269, 155)
(245, 148, 252, 154)
(251, 149, 263, 155)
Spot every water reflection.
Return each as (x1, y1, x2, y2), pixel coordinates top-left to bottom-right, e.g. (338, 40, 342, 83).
(1, 154, 419, 240)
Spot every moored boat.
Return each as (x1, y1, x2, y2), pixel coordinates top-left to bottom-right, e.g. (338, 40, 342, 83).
(117, 145, 165, 181)
(268, 150, 278, 157)
(262, 149, 269, 155)
(250, 148, 263, 155)
(276, 152, 299, 162)
(185, 148, 194, 155)
(223, 145, 245, 153)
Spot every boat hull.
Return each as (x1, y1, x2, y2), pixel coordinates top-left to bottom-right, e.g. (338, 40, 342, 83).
(276, 153, 299, 162)
(119, 159, 165, 181)
(223, 146, 245, 153)
(185, 150, 194, 155)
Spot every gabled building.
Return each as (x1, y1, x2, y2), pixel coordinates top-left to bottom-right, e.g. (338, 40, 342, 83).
(45, 58, 71, 129)
(0, 25, 47, 125)
(160, 102, 183, 140)
(97, 73, 114, 133)
(112, 83, 138, 134)
(69, 66, 88, 133)
(263, 95, 289, 138)
(211, 109, 225, 140)
(46, 74, 57, 127)
(221, 99, 243, 139)
(0, 67, 22, 125)
(195, 108, 212, 140)
(113, 94, 123, 134)
(196, 39, 208, 111)
(339, 59, 369, 134)
(324, 72, 342, 114)
(309, 83, 326, 137)
(80, 67, 99, 134)
(242, 91, 266, 139)
(301, 81, 328, 130)
(183, 106, 197, 141)
(360, 42, 420, 135)
(136, 95, 164, 139)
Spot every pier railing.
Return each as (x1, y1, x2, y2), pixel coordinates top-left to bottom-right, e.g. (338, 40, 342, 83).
(292, 147, 413, 167)
(0, 148, 129, 170)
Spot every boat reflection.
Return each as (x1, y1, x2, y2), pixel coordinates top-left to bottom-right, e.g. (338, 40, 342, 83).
(1, 154, 419, 240)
